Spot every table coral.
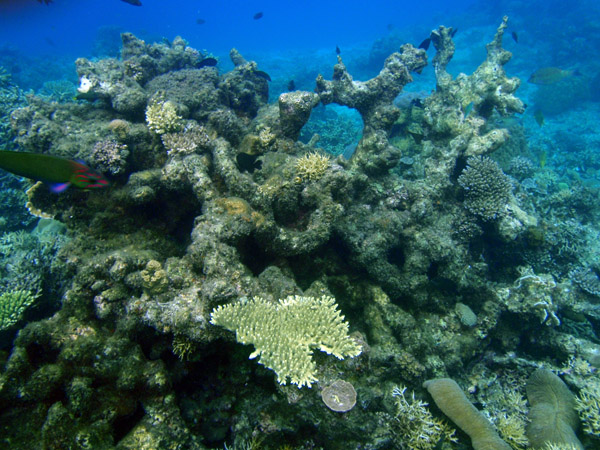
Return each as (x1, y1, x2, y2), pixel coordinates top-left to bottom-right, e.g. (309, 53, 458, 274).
(210, 295, 362, 387)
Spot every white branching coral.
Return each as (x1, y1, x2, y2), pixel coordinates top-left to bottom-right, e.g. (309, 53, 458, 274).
(391, 385, 457, 449)
(210, 295, 361, 388)
(145, 98, 183, 135)
(575, 381, 600, 437)
(294, 151, 330, 182)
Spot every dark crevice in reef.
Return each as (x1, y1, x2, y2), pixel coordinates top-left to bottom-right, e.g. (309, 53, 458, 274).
(386, 244, 406, 269)
(113, 401, 145, 444)
(238, 235, 272, 277)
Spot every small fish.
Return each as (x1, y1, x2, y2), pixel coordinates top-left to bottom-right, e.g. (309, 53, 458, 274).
(0, 151, 109, 192)
(253, 11, 263, 20)
(387, 23, 395, 32)
(253, 70, 271, 81)
(287, 80, 296, 91)
(462, 101, 474, 118)
(37, 0, 52, 4)
(336, 45, 341, 55)
(534, 109, 545, 127)
(196, 18, 206, 25)
(120, 0, 142, 6)
(236, 152, 262, 173)
(539, 150, 547, 168)
(418, 38, 431, 50)
(511, 31, 518, 43)
(528, 67, 577, 85)
(198, 57, 218, 68)
(450, 27, 458, 37)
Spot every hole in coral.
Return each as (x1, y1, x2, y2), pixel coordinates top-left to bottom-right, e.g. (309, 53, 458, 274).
(25, 342, 60, 368)
(299, 104, 363, 157)
(386, 244, 406, 268)
(427, 261, 439, 279)
(238, 235, 272, 276)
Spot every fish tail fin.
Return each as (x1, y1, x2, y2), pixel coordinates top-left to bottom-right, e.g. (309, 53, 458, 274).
(50, 182, 71, 193)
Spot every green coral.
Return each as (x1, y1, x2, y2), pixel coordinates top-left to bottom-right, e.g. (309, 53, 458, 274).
(0, 289, 37, 330)
(210, 295, 362, 387)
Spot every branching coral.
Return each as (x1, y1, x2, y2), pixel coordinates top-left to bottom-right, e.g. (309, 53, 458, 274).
(574, 381, 600, 438)
(294, 151, 330, 182)
(390, 385, 457, 449)
(210, 295, 362, 387)
(315, 44, 427, 172)
(0, 290, 37, 331)
(145, 97, 183, 135)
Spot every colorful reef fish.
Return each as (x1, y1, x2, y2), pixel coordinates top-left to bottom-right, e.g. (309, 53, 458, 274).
(0, 150, 109, 192)
(528, 67, 578, 85)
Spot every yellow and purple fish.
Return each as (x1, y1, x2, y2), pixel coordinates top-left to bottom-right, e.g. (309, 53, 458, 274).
(528, 67, 578, 85)
(0, 150, 109, 192)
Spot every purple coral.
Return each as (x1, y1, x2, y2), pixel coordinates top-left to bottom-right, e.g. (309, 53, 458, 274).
(91, 139, 129, 176)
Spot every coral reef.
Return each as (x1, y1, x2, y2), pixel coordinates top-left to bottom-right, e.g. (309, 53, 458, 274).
(1, 16, 597, 449)
(574, 381, 600, 439)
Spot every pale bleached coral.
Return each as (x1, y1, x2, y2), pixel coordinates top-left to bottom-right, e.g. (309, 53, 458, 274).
(294, 151, 330, 183)
(574, 380, 600, 438)
(391, 385, 457, 449)
(210, 295, 361, 387)
(145, 98, 183, 135)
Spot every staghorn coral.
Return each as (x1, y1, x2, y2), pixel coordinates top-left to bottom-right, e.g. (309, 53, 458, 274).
(574, 381, 600, 439)
(0, 290, 37, 331)
(390, 385, 457, 449)
(294, 151, 330, 182)
(458, 155, 512, 221)
(210, 295, 361, 387)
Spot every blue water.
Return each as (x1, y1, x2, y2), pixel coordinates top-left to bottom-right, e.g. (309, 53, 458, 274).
(0, 0, 474, 55)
